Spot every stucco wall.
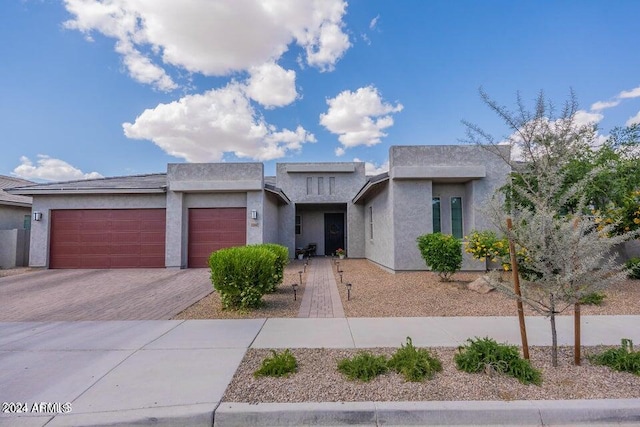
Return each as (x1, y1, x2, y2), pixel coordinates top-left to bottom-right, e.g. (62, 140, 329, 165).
(393, 179, 432, 270)
(28, 194, 166, 268)
(364, 182, 394, 269)
(263, 192, 280, 245)
(0, 229, 29, 268)
(0, 205, 30, 230)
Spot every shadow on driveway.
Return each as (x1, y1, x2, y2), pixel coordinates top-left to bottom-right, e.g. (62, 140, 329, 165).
(0, 269, 212, 321)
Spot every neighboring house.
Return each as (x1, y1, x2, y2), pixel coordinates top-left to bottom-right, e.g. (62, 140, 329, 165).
(0, 175, 34, 268)
(8, 145, 510, 271)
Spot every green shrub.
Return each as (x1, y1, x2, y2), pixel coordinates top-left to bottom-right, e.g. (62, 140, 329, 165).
(579, 292, 606, 306)
(209, 246, 276, 310)
(254, 349, 297, 378)
(337, 351, 388, 382)
(416, 233, 462, 281)
(454, 337, 542, 385)
(464, 230, 510, 270)
(252, 243, 289, 292)
(589, 339, 640, 375)
(626, 257, 640, 280)
(388, 337, 442, 382)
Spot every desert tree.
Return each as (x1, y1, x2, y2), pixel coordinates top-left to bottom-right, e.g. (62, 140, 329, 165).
(462, 89, 638, 366)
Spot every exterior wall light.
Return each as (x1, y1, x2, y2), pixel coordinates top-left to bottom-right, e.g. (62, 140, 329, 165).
(33, 212, 43, 221)
(251, 209, 258, 219)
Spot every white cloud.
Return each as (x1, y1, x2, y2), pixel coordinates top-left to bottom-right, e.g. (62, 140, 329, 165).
(122, 83, 315, 162)
(618, 86, 640, 99)
(335, 147, 345, 156)
(354, 158, 389, 175)
(13, 155, 103, 182)
(573, 110, 604, 127)
(63, 0, 351, 89)
(627, 111, 640, 126)
(320, 86, 403, 151)
(245, 62, 298, 108)
(590, 100, 620, 111)
(369, 15, 380, 30)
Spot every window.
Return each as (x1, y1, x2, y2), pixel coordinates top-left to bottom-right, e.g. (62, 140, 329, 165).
(318, 177, 324, 194)
(306, 177, 312, 195)
(23, 214, 31, 230)
(432, 197, 441, 233)
(295, 215, 301, 235)
(329, 177, 335, 195)
(451, 197, 463, 239)
(369, 206, 374, 239)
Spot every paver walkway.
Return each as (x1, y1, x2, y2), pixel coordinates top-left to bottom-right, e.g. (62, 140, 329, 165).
(297, 257, 345, 318)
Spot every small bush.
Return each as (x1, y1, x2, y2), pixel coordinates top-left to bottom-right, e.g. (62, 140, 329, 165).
(589, 339, 640, 376)
(388, 337, 442, 382)
(416, 233, 462, 281)
(454, 337, 542, 385)
(254, 349, 297, 378)
(209, 246, 276, 310)
(579, 292, 606, 306)
(252, 243, 289, 292)
(465, 230, 510, 270)
(337, 351, 388, 382)
(626, 257, 640, 280)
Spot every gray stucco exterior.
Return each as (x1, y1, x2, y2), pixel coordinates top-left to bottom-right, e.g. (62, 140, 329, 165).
(8, 145, 510, 271)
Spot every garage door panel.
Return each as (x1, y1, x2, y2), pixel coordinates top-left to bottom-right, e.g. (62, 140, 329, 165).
(50, 209, 166, 269)
(188, 208, 246, 268)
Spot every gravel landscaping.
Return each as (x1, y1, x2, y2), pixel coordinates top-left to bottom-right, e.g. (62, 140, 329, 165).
(174, 257, 640, 319)
(223, 346, 640, 403)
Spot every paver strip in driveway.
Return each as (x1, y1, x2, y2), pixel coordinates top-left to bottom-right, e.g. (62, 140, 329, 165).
(0, 269, 212, 321)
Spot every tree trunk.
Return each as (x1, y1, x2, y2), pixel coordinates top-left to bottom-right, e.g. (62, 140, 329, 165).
(550, 294, 558, 367)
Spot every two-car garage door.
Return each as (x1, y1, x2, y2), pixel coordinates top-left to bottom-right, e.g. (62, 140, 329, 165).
(50, 209, 166, 269)
(49, 208, 247, 269)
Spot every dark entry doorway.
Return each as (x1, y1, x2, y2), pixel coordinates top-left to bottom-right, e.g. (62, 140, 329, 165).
(324, 213, 344, 255)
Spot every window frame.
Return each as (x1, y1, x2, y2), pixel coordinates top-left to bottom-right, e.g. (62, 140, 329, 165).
(432, 197, 441, 233)
(450, 196, 463, 239)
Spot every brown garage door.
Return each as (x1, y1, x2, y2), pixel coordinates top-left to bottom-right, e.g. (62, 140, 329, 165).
(188, 208, 246, 268)
(50, 209, 166, 268)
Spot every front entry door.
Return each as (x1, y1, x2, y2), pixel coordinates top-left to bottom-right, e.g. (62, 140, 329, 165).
(324, 213, 344, 256)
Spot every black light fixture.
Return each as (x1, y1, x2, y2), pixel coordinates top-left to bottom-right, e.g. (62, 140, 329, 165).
(292, 283, 299, 300)
(339, 271, 343, 283)
(298, 270, 303, 285)
(346, 283, 352, 301)
(32, 212, 43, 221)
(335, 261, 340, 271)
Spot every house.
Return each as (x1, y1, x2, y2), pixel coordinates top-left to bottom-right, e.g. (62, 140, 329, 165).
(0, 175, 33, 268)
(7, 145, 510, 271)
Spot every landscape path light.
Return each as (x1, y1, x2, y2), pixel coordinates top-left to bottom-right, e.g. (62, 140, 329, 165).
(292, 283, 299, 301)
(346, 282, 352, 301)
(339, 271, 343, 283)
(298, 270, 303, 285)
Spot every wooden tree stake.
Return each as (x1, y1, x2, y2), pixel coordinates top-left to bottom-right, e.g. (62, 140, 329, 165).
(507, 217, 530, 360)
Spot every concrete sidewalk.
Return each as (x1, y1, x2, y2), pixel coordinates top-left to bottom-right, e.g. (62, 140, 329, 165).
(1, 316, 640, 426)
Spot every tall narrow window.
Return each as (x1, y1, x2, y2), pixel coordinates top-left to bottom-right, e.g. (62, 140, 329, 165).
(295, 215, 301, 235)
(369, 206, 374, 239)
(318, 177, 324, 194)
(306, 177, 312, 195)
(329, 177, 335, 195)
(432, 197, 441, 233)
(451, 197, 463, 239)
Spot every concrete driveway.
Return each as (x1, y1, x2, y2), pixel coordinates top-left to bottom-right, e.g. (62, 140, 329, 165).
(0, 269, 212, 321)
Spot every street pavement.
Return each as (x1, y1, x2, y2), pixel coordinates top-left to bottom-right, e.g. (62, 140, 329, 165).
(1, 316, 639, 426)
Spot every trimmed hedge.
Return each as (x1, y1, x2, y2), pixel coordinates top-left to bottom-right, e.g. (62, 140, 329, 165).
(209, 246, 276, 310)
(252, 243, 289, 292)
(416, 233, 462, 281)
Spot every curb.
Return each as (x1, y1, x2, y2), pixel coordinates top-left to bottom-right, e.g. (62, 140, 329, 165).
(214, 399, 640, 426)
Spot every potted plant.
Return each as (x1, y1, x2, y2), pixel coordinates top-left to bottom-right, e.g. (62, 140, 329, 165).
(336, 248, 345, 259)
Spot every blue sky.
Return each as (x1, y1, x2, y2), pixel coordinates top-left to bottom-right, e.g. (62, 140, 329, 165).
(2, 0, 640, 181)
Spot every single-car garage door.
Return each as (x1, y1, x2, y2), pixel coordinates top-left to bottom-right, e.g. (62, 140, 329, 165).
(188, 208, 246, 267)
(50, 209, 166, 268)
